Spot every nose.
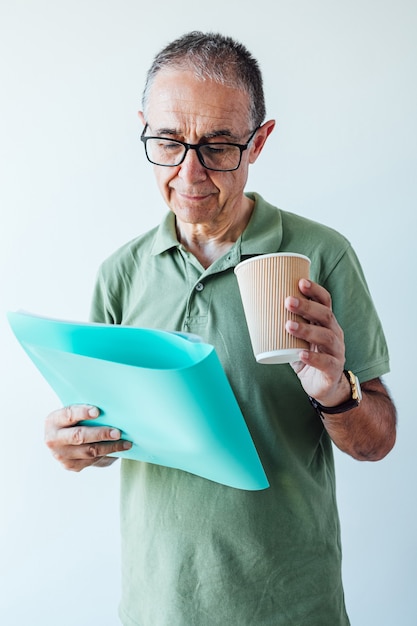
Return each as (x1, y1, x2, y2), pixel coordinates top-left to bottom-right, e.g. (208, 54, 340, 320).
(178, 146, 207, 182)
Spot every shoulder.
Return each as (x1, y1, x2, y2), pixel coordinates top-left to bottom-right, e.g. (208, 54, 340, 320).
(280, 209, 352, 279)
(251, 192, 349, 243)
(91, 225, 161, 324)
(250, 193, 353, 280)
(97, 225, 160, 285)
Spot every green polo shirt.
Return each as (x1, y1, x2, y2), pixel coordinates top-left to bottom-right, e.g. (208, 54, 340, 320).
(90, 193, 389, 626)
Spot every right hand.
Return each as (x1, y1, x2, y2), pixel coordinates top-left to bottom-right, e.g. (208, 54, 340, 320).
(44, 404, 132, 472)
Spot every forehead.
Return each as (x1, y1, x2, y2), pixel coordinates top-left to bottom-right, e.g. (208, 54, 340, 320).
(146, 69, 251, 136)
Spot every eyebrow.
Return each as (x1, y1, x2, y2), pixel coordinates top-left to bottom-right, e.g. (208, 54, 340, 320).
(149, 127, 238, 141)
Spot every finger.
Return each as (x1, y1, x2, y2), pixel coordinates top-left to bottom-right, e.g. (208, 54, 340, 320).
(286, 318, 343, 356)
(296, 347, 342, 375)
(46, 404, 100, 430)
(53, 438, 132, 467)
(286, 295, 337, 330)
(297, 278, 332, 308)
(45, 422, 125, 451)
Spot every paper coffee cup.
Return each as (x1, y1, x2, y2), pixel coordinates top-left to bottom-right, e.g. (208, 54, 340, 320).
(234, 253, 311, 364)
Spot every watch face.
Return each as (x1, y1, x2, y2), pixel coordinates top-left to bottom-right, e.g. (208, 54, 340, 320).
(355, 377, 362, 402)
(348, 371, 362, 403)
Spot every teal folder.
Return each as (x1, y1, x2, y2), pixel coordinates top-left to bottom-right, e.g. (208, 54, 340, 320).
(8, 311, 269, 491)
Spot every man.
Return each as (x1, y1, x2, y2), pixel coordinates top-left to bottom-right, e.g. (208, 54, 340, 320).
(45, 32, 396, 625)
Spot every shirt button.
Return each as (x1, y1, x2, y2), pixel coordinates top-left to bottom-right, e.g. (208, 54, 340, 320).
(195, 282, 204, 292)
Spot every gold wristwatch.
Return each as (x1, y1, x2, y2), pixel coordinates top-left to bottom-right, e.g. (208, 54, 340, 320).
(308, 370, 362, 416)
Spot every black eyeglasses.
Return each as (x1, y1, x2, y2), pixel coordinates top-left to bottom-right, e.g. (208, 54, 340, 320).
(140, 125, 259, 172)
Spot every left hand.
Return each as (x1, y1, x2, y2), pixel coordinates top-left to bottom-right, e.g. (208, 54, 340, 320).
(285, 278, 349, 406)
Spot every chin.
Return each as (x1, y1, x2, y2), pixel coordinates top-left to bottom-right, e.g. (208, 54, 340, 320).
(173, 206, 216, 224)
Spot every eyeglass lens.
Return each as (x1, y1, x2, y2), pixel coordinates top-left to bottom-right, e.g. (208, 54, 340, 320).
(145, 139, 242, 171)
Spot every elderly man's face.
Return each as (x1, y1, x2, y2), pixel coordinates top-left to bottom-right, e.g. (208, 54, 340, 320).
(140, 68, 270, 231)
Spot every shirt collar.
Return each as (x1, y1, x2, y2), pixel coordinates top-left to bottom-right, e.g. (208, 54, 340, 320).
(239, 192, 283, 257)
(150, 211, 179, 256)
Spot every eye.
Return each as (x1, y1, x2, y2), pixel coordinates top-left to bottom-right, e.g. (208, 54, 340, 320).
(203, 144, 235, 155)
(158, 140, 182, 152)
(205, 145, 226, 154)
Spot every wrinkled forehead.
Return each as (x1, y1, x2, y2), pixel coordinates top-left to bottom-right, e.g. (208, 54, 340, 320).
(145, 69, 252, 134)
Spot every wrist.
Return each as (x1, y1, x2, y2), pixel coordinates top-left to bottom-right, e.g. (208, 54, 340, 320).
(314, 372, 351, 408)
(308, 370, 362, 417)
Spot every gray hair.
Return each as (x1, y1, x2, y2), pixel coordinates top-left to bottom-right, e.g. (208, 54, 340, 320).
(142, 31, 266, 128)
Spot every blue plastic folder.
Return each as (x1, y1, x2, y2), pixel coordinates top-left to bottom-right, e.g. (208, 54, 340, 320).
(7, 311, 269, 491)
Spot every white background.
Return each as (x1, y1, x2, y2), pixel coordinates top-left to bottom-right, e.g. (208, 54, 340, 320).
(1, 1, 416, 624)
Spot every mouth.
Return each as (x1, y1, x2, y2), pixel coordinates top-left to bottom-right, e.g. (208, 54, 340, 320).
(176, 190, 213, 201)
(176, 191, 213, 207)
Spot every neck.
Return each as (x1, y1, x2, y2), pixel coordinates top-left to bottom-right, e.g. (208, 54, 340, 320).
(176, 197, 254, 268)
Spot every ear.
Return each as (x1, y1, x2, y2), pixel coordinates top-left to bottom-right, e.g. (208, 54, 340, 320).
(249, 119, 276, 164)
(138, 111, 146, 125)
